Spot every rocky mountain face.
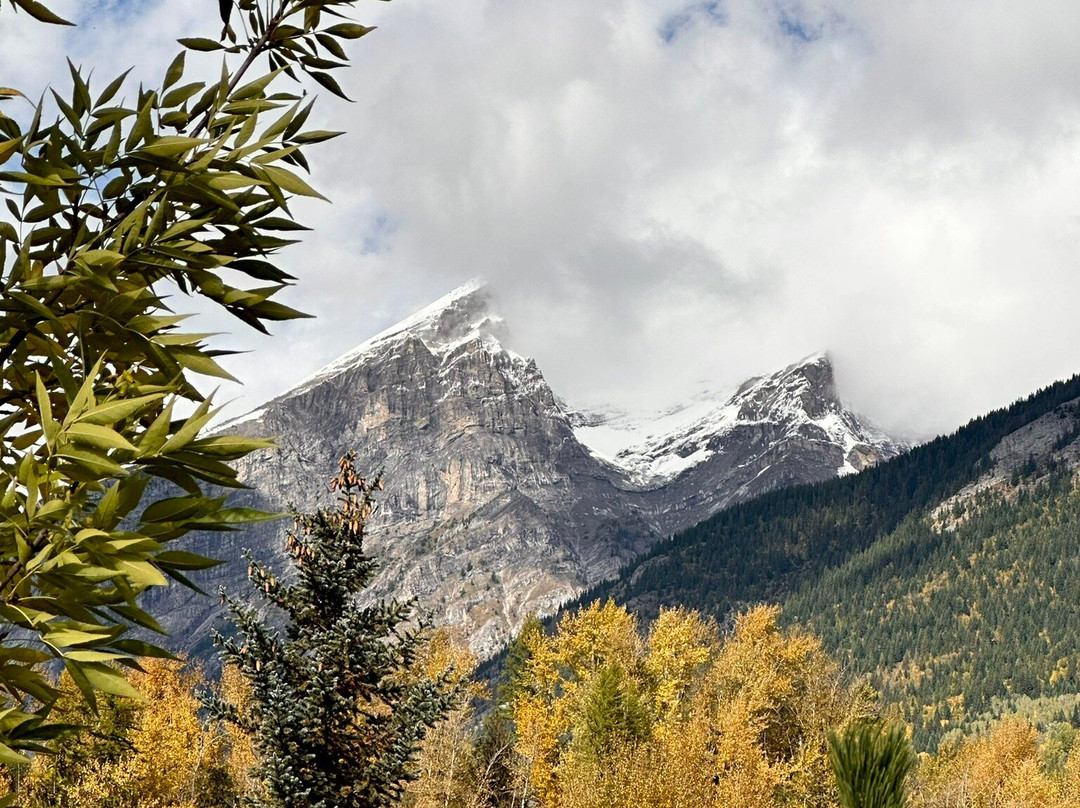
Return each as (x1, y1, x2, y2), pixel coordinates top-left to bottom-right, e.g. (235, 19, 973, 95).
(575, 352, 900, 536)
(155, 281, 901, 658)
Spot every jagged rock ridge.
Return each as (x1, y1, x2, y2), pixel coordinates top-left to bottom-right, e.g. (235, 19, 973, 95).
(157, 281, 901, 659)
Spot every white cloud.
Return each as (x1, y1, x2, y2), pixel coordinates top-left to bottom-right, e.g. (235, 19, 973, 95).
(6, 0, 1080, 437)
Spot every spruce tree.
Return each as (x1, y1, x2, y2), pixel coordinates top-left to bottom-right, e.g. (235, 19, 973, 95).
(578, 666, 649, 761)
(205, 453, 458, 808)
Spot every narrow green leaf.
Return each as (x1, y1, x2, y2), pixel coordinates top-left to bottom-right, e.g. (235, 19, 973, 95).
(0, 743, 29, 766)
(178, 37, 225, 52)
(46, 627, 116, 649)
(137, 136, 205, 158)
(325, 23, 375, 39)
(9, 0, 73, 26)
(162, 81, 205, 109)
(231, 68, 282, 102)
(56, 448, 125, 478)
(79, 662, 144, 700)
(163, 51, 186, 90)
(114, 560, 168, 588)
(154, 550, 224, 570)
(96, 69, 132, 107)
(0, 137, 21, 164)
(309, 70, 351, 101)
(65, 422, 138, 452)
(63, 659, 97, 713)
(108, 639, 178, 660)
(259, 164, 327, 200)
(77, 393, 165, 426)
(292, 129, 343, 144)
(67, 59, 92, 115)
(0, 171, 69, 187)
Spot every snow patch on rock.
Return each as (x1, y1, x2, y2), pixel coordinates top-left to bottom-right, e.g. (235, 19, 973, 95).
(573, 353, 898, 486)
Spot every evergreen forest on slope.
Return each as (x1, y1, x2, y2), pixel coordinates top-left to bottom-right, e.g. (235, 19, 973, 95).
(570, 373, 1080, 749)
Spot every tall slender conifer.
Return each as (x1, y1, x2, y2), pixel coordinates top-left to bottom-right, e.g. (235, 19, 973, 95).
(205, 453, 457, 808)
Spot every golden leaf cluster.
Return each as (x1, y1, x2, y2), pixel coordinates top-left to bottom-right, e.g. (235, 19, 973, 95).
(510, 602, 870, 808)
(913, 717, 1080, 808)
(10, 658, 254, 808)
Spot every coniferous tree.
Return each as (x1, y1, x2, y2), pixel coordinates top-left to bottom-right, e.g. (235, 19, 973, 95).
(578, 666, 649, 762)
(205, 453, 458, 808)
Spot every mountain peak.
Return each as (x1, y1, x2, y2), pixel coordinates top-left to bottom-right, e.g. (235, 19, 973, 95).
(733, 351, 838, 423)
(573, 349, 895, 485)
(734, 351, 833, 397)
(288, 278, 507, 393)
(217, 279, 504, 431)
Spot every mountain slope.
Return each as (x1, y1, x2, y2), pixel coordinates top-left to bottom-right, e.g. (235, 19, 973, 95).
(154, 282, 899, 657)
(580, 372, 1080, 748)
(785, 401, 1080, 748)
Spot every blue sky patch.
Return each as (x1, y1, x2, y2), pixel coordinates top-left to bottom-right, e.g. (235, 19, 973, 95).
(76, 0, 152, 27)
(658, 0, 728, 44)
(773, 2, 847, 46)
(777, 9, 822, 43)
(360, 213, 397, 256)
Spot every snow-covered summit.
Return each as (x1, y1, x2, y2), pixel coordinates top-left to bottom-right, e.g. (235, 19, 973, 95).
(218, 279, 516, 431)
(573, 352, 898, 486)
(290, 278, 510, 392)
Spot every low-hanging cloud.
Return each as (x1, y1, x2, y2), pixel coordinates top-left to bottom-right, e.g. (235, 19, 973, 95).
(7, 0, 1080, 438)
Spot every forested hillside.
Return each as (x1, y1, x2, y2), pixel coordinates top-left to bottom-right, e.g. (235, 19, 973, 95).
(587, 373, 1080, 616)
(573, 374, 1080, 749)
(787, 468, 1080, 748)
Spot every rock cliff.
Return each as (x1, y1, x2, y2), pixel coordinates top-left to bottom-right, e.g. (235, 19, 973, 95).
(154, 281, 901, 658)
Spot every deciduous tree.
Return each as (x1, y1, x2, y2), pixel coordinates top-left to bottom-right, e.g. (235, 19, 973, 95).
(0, 0, 380, 756)
(18, 658, 235, 808)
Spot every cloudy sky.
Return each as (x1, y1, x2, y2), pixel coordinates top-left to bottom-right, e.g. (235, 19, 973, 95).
(6, 0, 1080, 439)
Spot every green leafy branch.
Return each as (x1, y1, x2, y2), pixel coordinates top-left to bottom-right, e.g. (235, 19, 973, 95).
(0, 0, 383, 759)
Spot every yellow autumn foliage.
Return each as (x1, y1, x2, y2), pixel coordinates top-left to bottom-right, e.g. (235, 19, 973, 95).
(7, 600, 1079, 808)
(17, 658, 241, 808)
(404, 628, 482, 808)
(219, 663, 260, 802)
(913, 716, 1080, 808)
(511, 602, 870, 808)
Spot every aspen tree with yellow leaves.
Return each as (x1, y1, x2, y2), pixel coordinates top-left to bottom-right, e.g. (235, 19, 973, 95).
(15, 658, 238, 808)
(509, 602, 871, 808)
(218, 664, 261, 804)
(404, 628, 484, 808)
(911, 716, 1080, 808)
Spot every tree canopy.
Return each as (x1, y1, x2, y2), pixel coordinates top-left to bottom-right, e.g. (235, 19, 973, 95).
(205, 453, 459, 808)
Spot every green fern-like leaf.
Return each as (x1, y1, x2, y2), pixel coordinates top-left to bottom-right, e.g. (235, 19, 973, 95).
(828, 719, 915, 808)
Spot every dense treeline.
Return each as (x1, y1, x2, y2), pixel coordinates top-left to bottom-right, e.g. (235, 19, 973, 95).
(11, 601, 1080, 808)
(436, 602, 1080, 808)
